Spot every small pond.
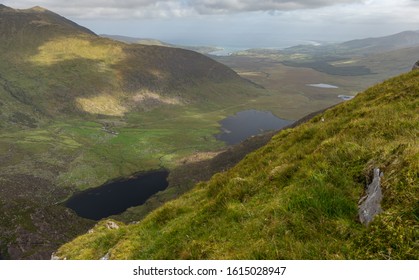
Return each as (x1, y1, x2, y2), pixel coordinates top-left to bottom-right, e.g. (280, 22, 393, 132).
(338, 95, 355, 101)
(65, 170, 169, 220)
(306, 83, 339, 89)
(215, 110, 293, 145)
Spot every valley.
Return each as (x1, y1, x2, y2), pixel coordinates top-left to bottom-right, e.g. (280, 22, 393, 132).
(56, 70, 419, 260)
(0, 5, 269, 259)
(212, 33, 419, 120)
(0, 5, 417, 260)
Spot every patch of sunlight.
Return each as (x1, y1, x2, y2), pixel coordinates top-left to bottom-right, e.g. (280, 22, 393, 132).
(239, 71, 264, 77)
(132, 90, 182, 105)
(29, 37, 125, 66)
(76, 94, 128, 116)
(149, 69, 168, 80)
(177, 151, 223, 165)
(331, 60, 358, 66)
(289, 53, 309, 60)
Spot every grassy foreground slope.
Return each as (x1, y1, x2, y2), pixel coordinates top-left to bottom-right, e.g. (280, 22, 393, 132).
(57, 70, 418, 259)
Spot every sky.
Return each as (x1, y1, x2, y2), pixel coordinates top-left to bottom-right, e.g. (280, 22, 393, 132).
(4, 0, 419, 48)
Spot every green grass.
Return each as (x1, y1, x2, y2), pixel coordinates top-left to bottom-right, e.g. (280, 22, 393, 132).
(2, 7, 418, 259)
(0, 13, 267, 192)
(56, 70, 419, 259)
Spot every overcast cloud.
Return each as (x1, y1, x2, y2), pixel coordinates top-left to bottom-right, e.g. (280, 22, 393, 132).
(2, 0, 400, 18)
(4, 0, 419, 47)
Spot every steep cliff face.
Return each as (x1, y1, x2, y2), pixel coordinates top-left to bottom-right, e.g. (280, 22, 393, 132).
(56, 70, 419, 260)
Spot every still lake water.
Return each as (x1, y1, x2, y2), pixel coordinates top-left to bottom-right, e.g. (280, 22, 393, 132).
(306, 83, 339, 89)
(65, 170, 169, 220)
(216, 110, 293, 145)
(65, 110, 291, 219)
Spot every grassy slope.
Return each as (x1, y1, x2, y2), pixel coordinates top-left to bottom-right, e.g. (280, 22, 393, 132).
(56, 70, 418, 259)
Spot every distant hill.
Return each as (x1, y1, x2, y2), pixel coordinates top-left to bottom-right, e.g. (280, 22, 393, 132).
(340, 30, 419, 54)
(56, 70, 419, 260)
(282, 30, 419, 56)
(232, 30, 419, 77)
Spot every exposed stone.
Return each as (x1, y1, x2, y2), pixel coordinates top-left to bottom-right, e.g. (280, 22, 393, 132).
(104, 220, 119, 230)
(413, 60, 419, 71)
(358, 168, 383, 226)
(51, 252, 65, 260)
(100, 252, 110, 260)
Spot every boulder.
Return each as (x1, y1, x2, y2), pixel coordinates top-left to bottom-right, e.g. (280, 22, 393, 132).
(104, 220, 119, 230)
(358, 168, 383, 226)
(413, 60, 419, 70)
(100, 252, 110, 260)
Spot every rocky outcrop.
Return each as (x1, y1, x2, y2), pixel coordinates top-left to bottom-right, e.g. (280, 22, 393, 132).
(88, 220, 120, 234)
(100, 252, 110, 260)
(358, 168, 383, 225)
(51, 252, 63, 260)
(104, 220, 119, 230)
(413, 60, 419, 70)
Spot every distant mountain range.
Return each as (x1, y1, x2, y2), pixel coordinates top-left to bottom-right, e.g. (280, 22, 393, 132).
(103, 30, 419, 57)
(340, 30, 419, 54)
(282, 30, 419, 56)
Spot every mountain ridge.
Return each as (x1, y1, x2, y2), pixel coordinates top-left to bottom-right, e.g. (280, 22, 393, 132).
(341, 30, 419, 53)
(282, 30, 419, 56)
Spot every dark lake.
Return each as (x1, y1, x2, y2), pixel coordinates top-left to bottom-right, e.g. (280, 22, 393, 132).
(216, 110, 293, 145)
(65, 170, 169, 220)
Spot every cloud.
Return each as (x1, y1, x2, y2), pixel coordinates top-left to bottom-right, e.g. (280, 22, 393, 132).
(190, 0, 365, 14)
(5, 0, 368, 19)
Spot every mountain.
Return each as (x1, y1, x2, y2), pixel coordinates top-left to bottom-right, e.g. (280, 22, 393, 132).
(0, 5, 264, 259)
(0, 4, 96, 37)
(282, 30, 419, 56)
(56, 70, 418, 259)
(0, 5, 253, 128)
(340, 30, 419, 54)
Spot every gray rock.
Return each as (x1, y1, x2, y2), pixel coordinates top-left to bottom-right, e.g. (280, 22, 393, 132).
(104, 220, 119, 230)
(51, 252, 65, 260)
(358, 168, 383, 226)
(100, 252, 110, 260)
(413, 60, 419, 71)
